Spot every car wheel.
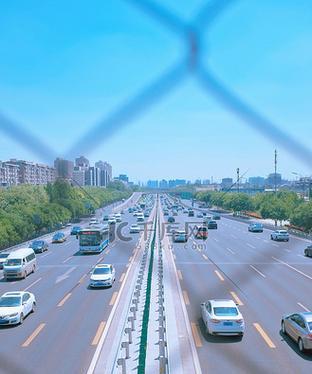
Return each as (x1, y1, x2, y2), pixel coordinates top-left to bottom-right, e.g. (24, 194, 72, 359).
(31, 302, 36, 313)
(298, 338, 305, 353)
(32, 265, 35, 274)
(20, 313, 24, 324)
(270, 235, 273, 240)
(304, 250, 308, 256)
(23, 271, 27, 279)
(281, 321, 286, 335)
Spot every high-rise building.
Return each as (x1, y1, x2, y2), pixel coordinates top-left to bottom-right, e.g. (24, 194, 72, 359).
(0, 161, 19, 186)
(147, 180, 158, 189)
(54, 158, 74, 180)
(248, 176, 265, 187)
(7, 159, 55, 185)
(95, 161, 112, 187)
(72, 168, 85, 186)
(85, 166, 101, 187)
(221, 178, 233, 189)
(159, 179, 168, 189)
(75, 156, 89, 169)
(267, 173, 282, 187)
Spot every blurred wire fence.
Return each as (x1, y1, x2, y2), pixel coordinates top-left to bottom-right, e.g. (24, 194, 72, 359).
(0, 0, 311, 168)
(0, 1, 311, 371)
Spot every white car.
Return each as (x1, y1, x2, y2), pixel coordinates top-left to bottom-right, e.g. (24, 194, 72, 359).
(114, 213, 122, 222)
(201, 299, 244, 336)
(108, 216, 117, 225)
(0, 291, 36, 325)
(89, 264, 116, 288)
(89, 218, 99, 226)
(130, 224, 141, 234)
(271, 230, 289, 242)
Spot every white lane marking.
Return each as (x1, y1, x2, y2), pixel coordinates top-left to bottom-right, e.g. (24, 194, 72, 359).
(272, 243, 279, 247)
(272, 257, 312, 281)
(250, 265, 266, 278)
(263, 239, 269, 243)
(231, 235, 238, 239)
(55, 266, 77, 284)
(297, 302, 310, 312)
(284, 249, 291, 253)
(41, 252, 52, 258)
(62, 256, 73, 263)
(247, 243, 256, 249)
(226, 247, 235, 254)
(297, 254, 305, 258)
(23, 277, 42, 291)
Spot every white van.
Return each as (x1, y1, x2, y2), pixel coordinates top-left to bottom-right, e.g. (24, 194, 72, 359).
(3, 248, 36, 280)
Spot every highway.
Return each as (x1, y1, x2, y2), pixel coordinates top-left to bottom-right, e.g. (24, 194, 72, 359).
(0, 199, 143, 374)
(164, 200, 312, 373)
(0, 193, 311, 374)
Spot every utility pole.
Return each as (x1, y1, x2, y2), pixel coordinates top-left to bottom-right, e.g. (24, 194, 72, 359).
(274, 149, 277, 195)
(274, 149, 277, 227)
(237, 168, 240, 193)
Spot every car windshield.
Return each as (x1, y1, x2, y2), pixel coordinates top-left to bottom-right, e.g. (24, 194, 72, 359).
(93, 268, 111, 275)
(0, 254, 9, 259)
(54, 233, 63, 238)
(80, 233, 101, 246)
(32, 241, 44, 246)
(0, 296, 21, 307)
(213, 307, 238, 316)
(5, 259, 22, 266)
(198, 228, 207, 232)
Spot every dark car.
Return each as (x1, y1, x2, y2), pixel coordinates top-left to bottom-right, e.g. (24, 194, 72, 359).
(103, 215, 109, 221)
(71, 226, 82, 235)
(168, 216, 175, 223)
(52, 232, 66, 243)
(29, 240, 48, 253)
(188, 210, 195, 217)
(304, 245, 312, 258)
(212, 214, 221, 220)
(207, 220, 218, 229)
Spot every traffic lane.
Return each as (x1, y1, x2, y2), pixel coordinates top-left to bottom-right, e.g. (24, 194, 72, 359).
(18, 262, 128, 374)
(173, 249, 286, 374)
(30, 215, 147, 373)
(170, 218, 312, 367)
(213, 221, 312, 278)
(0, 231, 141, 373)
(218, 218, 311, 260)
(218, 214, 311, 249)
(191, 226, 312, 314)
(0, 235, 81, 294)
(189, 236, 312, 362)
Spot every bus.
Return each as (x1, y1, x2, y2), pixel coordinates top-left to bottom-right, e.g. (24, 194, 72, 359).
(78, 225, 109, 254)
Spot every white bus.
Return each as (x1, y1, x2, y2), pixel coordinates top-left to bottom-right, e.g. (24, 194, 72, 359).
(79, 225, 109, 254)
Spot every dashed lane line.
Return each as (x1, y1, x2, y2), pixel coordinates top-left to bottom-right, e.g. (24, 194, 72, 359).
(22, 323, 46, 347)
(250, 265, 266, 278)
(253, 323, 276, 349)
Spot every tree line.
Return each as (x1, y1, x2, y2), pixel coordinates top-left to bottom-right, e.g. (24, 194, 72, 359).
(195, 190, 312, 232)
(0, 180, 130, 249)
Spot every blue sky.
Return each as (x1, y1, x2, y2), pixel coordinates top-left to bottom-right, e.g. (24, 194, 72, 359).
(0, 0, 311, 183)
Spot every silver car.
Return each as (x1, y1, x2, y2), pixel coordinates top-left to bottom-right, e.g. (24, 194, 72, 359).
(281, 312, 312, 352)
(271, 230, 289, 242)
